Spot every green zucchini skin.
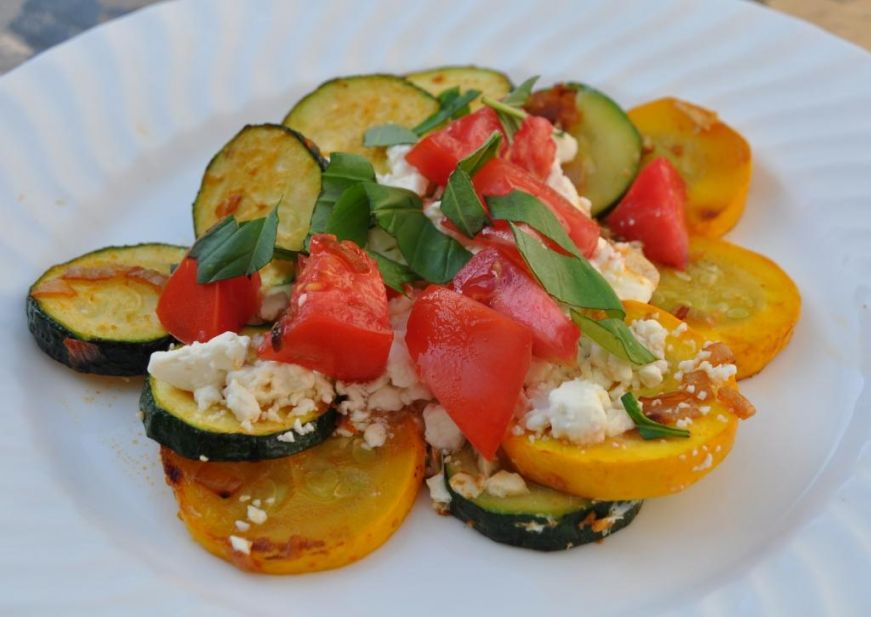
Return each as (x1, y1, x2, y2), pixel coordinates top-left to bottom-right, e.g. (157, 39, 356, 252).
(27, 295, 173, 375)
(444, 449, 642, 551)
(405, 65, 513, 102)
(140, 378, 338, 462)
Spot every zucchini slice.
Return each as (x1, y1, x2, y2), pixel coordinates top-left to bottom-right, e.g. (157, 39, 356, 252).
(406, 65, 512, 108)
(525, 83, 642, 216)
(283, 74, 439, 172)
(192, 124, 324, 254)
(141, 375, 337, 461)
(444, 447, 642, 551)
(26, 243, 185, 375)
(160, 412, 425, 574)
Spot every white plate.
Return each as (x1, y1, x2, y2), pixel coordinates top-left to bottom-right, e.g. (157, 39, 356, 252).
(1, 0, 870, 615)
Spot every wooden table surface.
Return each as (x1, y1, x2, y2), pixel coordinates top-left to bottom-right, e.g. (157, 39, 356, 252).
(764, 0, 871, 50)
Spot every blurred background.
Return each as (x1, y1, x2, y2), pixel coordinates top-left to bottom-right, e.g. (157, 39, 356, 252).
(0, 0, 869, 74)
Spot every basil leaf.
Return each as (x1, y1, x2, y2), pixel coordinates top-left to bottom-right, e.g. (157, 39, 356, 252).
(621, 392, 690, 440)
(509, 223, 623, 316)
(363, 123, 420, 147)
(441, 168, 487, 238)
(414, 88, 482, 135)
(368, 183, 472, 283)
(309, 153, 375, 237)
(487, 190, 580, 258)
(502, 76, 540, 107)
(368, 250, 418, 293)
(482, 96, 527, 140)
(193, 208, 279, 284)
(457, 131, 502, 176)
(325, 183, 371, 247)
(572, 314, 657, 366)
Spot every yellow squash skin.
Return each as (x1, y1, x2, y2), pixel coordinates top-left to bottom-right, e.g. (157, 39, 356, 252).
(651, 236, 801, 379)
(161, 413, 424, 574)
(628, 97, 752, 238)
(503, 302, 745, 500)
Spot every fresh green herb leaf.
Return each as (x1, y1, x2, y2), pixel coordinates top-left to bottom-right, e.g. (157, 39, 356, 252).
(192, 208, 279, 284)
(414, 88, 482, 135)
(368, 183, 472, 283)
(308, 153, 376, 241)
(509, 223, 623, 316)
(368, 250, 418, 293)
(501, 76, 540, 107)
(487, 190, 580, 258)
(482, 96, 527, 140)
(621, 392, 690, 440)
(362, 123, 420, 147)
(441, 168, 487, 238)
(572, 314, 657, 366)
(457, 131, 502, 176)
(325, 183, 371, 247)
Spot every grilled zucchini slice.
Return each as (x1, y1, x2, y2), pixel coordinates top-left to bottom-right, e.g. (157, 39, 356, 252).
(283, 74, 438, 172)
(444, 446, 642, 551)
(27, 243, 185, 375)
(525, 83, 642, 216)
(406, 65, 512, 108)
(141, 375, 337, 461)
(192, 124, 324, 255)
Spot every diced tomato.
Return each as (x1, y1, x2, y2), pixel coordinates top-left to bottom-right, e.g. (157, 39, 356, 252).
(406, 108, 506, 185)
(607, 157, 689, 269)
(473, 158, 599, 258)
(452, 248, 579, 362)
(259, 234, 392, 381)
(406, 286, 533, 459)
(508, 115, 556, 181)
(156, 256, 260, 344)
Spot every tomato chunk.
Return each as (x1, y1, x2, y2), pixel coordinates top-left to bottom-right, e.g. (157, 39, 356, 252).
(508, 115, 556, 181)
(453, 248, 579, 362)
(406, 286, 533, 459)
(406, 108, 506, 185)
(259, 235, 392, 381)
(607, 157, 689, 269)
(473, 158, 599, 258)
(156, 256, 260, 344)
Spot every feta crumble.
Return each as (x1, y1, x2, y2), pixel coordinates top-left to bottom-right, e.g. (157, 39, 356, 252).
(547, 132, 592, 215)
(589, 237, 660, 303)
(484, 471, 529, 498)
(247, 505, 268, 525)
(148, 332, 249, 392)
(422, 403, 465, 452)
(426, 472, 452, 505)
(363, 421, 388, 449)
(376, 145, 429, 196)
(229, 535, 252, 555)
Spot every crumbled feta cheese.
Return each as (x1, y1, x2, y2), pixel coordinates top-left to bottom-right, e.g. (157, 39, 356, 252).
(238, 494, 250, 503)
(589, 238, 660, 303)
(258, 287, 290, 322)
(422, 403, 465, 452)
(448, 472, 483, 500)
(376, 145, 429, 196)
(234, 520, 250, 532)
(198, 455, 209, 462)
(477, 454, 499, 478)
(247, 505, 267, 525)
(691, 453, 714, 472)
(516, 520, 547, 533)
(193, 385, 223, 412)
(484, 471, 529, 498)
(229, 535, 252, 555)
(363, 421, 388, 449)
(224, 361, 335, 422)
(676, 347, 738, 386)
(426, 472, 452, 504)
(547, 132, 592, 215)
(675, 417, 693, 429)
(148, 332, 250, 391)
(672, 322, 689, 335)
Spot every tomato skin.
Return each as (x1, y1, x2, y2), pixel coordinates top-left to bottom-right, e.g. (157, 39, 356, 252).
(473, 158, 600, 258)
(259, 235, 392, 381)
(508, 115, 556, 181)
(452, 248, 579, 362)
(607, 157, 689, 269)
(406, 286, 533, 459)
(156, 256, 261, 344)
(406, 108, 506, 185)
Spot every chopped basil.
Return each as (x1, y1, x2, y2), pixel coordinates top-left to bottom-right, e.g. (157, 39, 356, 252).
(191, 208, 278, 284)
(368, 183, 472, 283)
(441, 168, 487, 238)
(368, 250, 418, 293)
(362, 124, 419, 147)
(487, 190, 580, 258)
(572, 314, 657, 366)
(308, 153, 376, 242)
(482, 96, 526, 139)
(457, 131, 502, 176)
(325, 182, 371, 247)
(509, 223, 623, 316)
(621, 392, 690, 440)
(502, 76, 540, 107)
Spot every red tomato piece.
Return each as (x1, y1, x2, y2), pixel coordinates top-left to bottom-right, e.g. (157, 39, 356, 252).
(406, 286, 533, 459)
(607, 157, 689, 269)
(452, 248, 579, 362)
(156, 256, 261, 344)
(508, 115, 556, 181)
(259, 234, 392, 382)
(405, 107, 506, 185)
(473, 158, 600, 258)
